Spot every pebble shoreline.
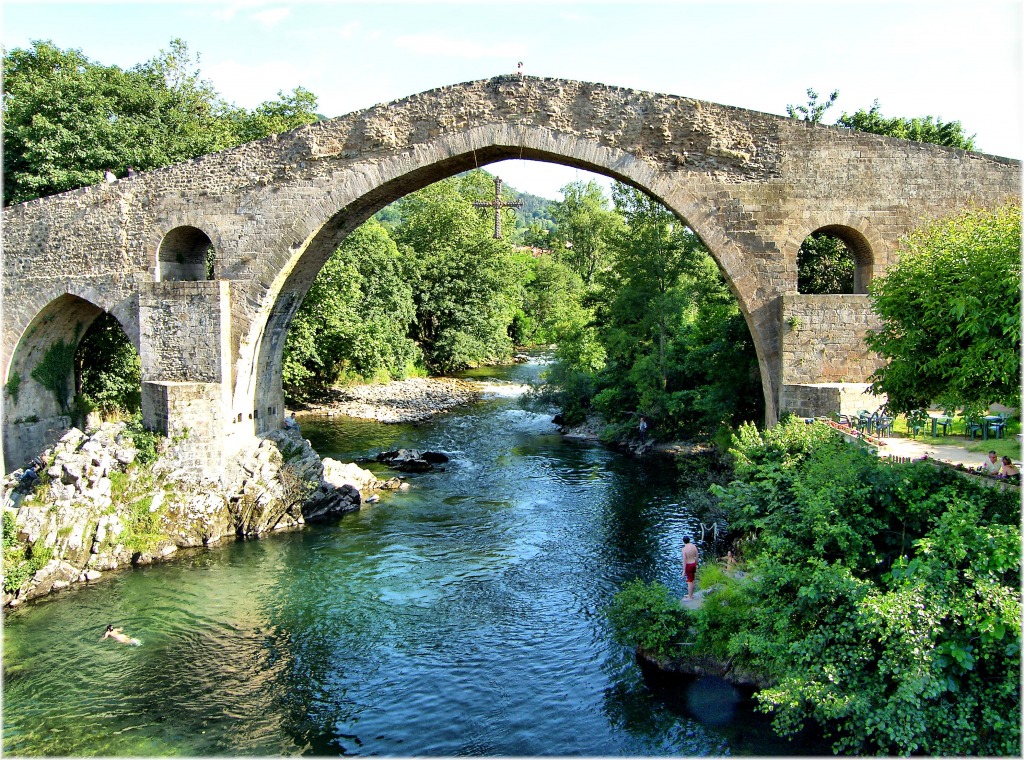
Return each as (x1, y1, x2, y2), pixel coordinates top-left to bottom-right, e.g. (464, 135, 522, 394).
(298, 377, 483, 423)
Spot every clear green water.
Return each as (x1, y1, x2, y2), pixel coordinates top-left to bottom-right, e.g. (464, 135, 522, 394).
(2, 358, 818, 756)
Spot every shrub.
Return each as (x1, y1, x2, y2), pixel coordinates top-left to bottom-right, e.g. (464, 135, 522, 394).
(5, 371, 21, 406)
(605, 578, 692, 661)
(123, 418, 161, 465)
(121, 495, 163, 555)
(709, 419, 1021, 755)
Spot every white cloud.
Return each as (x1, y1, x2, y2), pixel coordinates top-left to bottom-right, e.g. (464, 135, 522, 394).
(251, 6, 291, 28)
(393, 33, 527, 60)
(207, 0, 280, 23)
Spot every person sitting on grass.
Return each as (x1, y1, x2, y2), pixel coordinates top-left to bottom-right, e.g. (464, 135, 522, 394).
(997, 456, 1019, 480)
(980, 450, 1001, 475)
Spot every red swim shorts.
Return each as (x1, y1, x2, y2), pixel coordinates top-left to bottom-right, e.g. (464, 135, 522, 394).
(684, 562, 697, 583)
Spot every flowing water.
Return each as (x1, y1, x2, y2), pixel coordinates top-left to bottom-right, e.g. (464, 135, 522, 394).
(2, 357, 817, 756)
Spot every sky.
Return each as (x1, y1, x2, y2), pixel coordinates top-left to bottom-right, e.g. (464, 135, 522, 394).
(2, 0, 1021, 200)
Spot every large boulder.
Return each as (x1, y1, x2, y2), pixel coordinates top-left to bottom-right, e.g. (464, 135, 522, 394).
(322, 459, 383, 492)
(376, 448, 450, 472)
(302, 483, 361, 523)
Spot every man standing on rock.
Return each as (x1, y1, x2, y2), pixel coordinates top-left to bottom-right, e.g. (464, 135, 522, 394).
(682, 535, 699, 601)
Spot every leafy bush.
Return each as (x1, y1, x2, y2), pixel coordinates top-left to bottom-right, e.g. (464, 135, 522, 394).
(708, 418, 1021, 755)
(605, 578, 692, 662)
(5, 371, 21, 406)
(867, 201, 1021, 414)
(123, 418, 161, 465)
(121, 495, 163, 555)
(2, 513, 54, 594)
(3, 511, 29, 593)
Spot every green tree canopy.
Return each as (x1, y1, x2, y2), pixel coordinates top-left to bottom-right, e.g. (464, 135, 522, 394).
(392, 172, 527, 373)
(797, 232, 855, 294)
(548, 180, 623, 286)
(837, 100, 976, 150)
(867, 202, 1021, 414)
(2, 39, 320, 205)
(786, 87, 839, 123)
(283, 219, 418, 397)
(545, 183, 762, 436)
(710, 419, 1020, 755)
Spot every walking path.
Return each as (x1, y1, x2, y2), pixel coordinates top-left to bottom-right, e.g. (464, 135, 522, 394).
(875, 436, 993, 468)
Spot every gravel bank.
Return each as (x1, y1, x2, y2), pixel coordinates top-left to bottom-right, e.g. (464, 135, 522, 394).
(299, 377, 483, 423)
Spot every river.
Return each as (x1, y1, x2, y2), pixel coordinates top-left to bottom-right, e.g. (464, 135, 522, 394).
(2, 356, 817, 756)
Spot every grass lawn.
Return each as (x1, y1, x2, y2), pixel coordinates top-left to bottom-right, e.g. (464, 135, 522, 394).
(891, 414, 1022, 461)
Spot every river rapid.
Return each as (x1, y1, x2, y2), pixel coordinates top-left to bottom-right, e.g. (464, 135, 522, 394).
(2, 356, 813, 756)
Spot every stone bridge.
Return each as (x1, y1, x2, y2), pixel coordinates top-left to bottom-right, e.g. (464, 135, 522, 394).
(2, 76, 1019, 474)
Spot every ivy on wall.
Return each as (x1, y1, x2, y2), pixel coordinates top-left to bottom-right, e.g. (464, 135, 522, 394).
(30, 331, 80, 413)
(4, 371, 21, 406)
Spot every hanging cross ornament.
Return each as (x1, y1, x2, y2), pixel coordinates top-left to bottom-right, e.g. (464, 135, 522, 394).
(473, 176, 524, 239)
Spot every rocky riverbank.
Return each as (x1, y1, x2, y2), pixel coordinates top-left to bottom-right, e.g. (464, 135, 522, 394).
(299, 377, 483, 423)
(1, 422, 404, 608)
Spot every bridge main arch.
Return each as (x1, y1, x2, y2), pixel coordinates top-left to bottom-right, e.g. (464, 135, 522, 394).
(241, 131, 784, 442)
(3, 76, 1019, 474)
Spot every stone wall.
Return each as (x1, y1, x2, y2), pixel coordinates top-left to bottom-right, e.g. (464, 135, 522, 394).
(780, 383, 886, 419)
(780, 294, 886, 385)
(142, 381, 226, 476)
(3, 416, 72, 470)
(139, 280, 230, 383)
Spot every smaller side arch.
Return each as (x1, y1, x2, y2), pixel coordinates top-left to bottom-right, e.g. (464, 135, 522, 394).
(156, 225, 216, 282)
(2, 294, 131, 471)
(787, 215, 887, 295)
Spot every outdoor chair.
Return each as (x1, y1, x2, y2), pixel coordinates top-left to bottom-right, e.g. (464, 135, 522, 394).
(906, 409, 927, 438)
(988, 414, 1008, 440)
(933, 416, 953, 435)
(966, 418, 985, 439)
(875, 415, 894, 437)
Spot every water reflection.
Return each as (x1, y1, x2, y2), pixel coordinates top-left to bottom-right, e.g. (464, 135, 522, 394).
(3, 356, 823, 755)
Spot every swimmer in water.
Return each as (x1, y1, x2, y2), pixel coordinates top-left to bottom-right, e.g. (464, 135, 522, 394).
(102, 624, 140, 646)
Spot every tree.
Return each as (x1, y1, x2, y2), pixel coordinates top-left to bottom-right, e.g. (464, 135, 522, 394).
(517, 254, 586, 345)
(76, 313, 142, 416)
(866, 202, 1021, 414)
(545, 183, 763, 437)
(797, 232, 855, 294)
(709, 419, 1020, 756)
(283, 220, 418, 397)
(221, 86, 321, 145)
(2, 39, 320, 206)
(786, 87, 839, 123)
(837, 100, 976, 150)
(392, 173, 527, 373)
(786, 88, 978, 151)
(548, 180, 623, 285)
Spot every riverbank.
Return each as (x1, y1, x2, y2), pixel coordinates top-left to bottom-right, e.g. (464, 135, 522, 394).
(1, 422, 396, 608)
(296, 377, 483, 423)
